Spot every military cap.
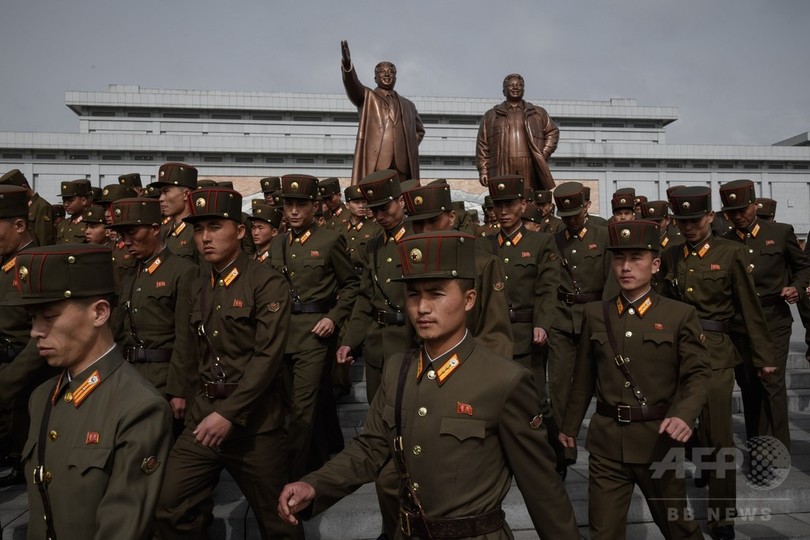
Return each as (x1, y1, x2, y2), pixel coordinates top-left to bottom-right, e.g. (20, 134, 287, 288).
(281, 174, 319, 200)
(614, 187, 636, 197)
(400, 179, 421, 193)
(144, 183, 161, 199)
(639, 200, 670, 221)
(260, 177, 281, 194)
(154, 162, 198, 189)
(611, 192, 635, 212)
(634, 195, 648, 206)
(488, 175, 524, 202)
(183, 188, 243, 223)
(270, 189, 284, 208)
(665, 184, 686, 199)
(90, 186, 103, 202)
(582, 186, 592, 201)
(196, 179, 218, 188)
(0, 185, 31, 218)
(554, 182, 587, 217)
(534, 190, 553, 204)
(607, 220, 660, 252)
(483, 196, 494, 210)
(61, 179, 91, 198)
(52, 204, 66, 218)
(319, 177, 342, 198)
(756, 198, 777, 219)
(100, 184, 137, 206)
(394, 231, 476, 281)
(83, 205, 107, 225)
(668, 186, 711, 219)
(118, 173, 142, 188)
(719, 179, 756, 211)
(451, 201, 466, 212)
(0, 169, 30, 189)
(251, 201, 283, 228)
(108, 198, 162, 228)
(344, 185, 365, 201)
(217, 180, 234, 189)
(521, 204, 543, 224)
(404, 184, 452, 221)
(6, 244, 116, 306)
(359, 169, 402, 208)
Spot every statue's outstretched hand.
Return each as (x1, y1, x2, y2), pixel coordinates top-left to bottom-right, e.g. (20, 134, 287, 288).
(341, 40, 351, 69)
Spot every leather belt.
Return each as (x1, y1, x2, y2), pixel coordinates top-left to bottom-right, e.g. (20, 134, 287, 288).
(124, 347, 172, 363)
(509, 309, 533, 323)
(291, 300, 333, 314)
(699, 319, 730, 333)
(557, 290, 603, 305)
(400, 507, 504, 538)
(758, 294, 784, 307)
(376, 309, 406, 326)
(203, 380, 238, 399)
(596, 401, 669, 423)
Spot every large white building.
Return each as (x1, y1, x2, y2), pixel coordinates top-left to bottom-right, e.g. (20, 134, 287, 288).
(1, 84, 808, 230)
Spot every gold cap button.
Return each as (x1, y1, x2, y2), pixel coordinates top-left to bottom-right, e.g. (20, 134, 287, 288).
(686, 287, 694, 293)
(48, 430, 58, 441)
(64, 391, 73, 403)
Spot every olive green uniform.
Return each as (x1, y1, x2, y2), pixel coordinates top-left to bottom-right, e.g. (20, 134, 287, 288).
(55, 214, 87, 244)
(27, 193, 54, 246)
(162, 219, 198, 263)
(723, 218, 810, 449)
(301, 335, 579, 539)
(156, 251, 301, 539)
(586, 214, 608, 228)
(325, 203, 352, 231)
(538, 214, 565, 234)
(659, 236, 774, 528)
(563, 292, 710, 539)
(25, 348, 173, 540)
(342, 216, 382, 272)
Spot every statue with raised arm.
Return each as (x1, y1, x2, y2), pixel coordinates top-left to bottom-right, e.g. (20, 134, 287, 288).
(341, 40, 425, 185)
(476, 74, 559, 190)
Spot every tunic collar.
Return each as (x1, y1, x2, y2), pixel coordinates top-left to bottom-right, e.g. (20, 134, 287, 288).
(415, 332, 475, 386)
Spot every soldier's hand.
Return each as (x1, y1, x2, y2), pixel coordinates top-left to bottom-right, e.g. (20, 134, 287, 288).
(758, 366, 778, 378)
(532, 327, 548, 345)
(658, 417, 692, 443)
(558, 433, 576, 449)
(479, 174, 488, 187)
(781, 286, 799, 304)
(169, 397, 186, 420)
(336, 345, 355, 365)
(278, 481, 316, 525)
(312, 317, 336, 338)
(340, 40, 351, 69)
(193, 411, 233, 448)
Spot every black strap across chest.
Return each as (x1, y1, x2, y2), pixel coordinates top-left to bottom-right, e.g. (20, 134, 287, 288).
(601, 300, 648, 405)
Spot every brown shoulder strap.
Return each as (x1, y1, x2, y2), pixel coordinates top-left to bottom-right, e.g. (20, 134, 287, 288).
(601, 300, 648, 405)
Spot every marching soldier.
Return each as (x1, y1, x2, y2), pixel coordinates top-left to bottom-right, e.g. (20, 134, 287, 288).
(547, 181, 615, 478)
(251, 200, 283, 264)
(14, 244, 172, 540)
(320, 177, 351, 231)
(640, 200, 683, 249)
(658, 186, 775, 540)
(56, 179, 92, 244)
(82, 205, 111, 246)
(719, 179, 810, 450)
(342, 184, 382, 272)
(520, 204, 544, 231)
(279, 230, 579, 539)
(582, 186, 608, 227)
(0, 169, 54, 246)
(99, 183, 140, 283)
(534, 189, 565, 234)
(155, 186, 301, 539)
(561, 219, 710, 540)
(755, 197, 777, 221)
(610, 191, 636, 222)
(154, 162, 199, 262)
(108, 197, 197, 427)
(260, 177, 282, 206)
(118, 172, 146, 197)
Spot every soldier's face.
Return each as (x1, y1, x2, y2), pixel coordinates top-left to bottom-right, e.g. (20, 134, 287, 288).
(119, 225, 161, 260)
(159, 186, 188, 218)
(523, 219, 541, 232)
(62, 195, 84, 215)
(413, 211, 456, 234)
(251, 220, 277, 249)
(371, 197, 405, 230)
(612, 209, 635, 222)
(562, 208, 588, 232)
(676, 213, 713, 243)
(84, 223, 107, 245)
(374, 63, 397, 91)
(0, 218, 26, 257)
(502, 77, 525, 101)
(725, 203, 757, 230)
(405, 279, 476, 352)
(494, 199, 526, 232)
(324, 194, 342, 213)
(347, 199, 367, 219)
(536, 202, 553, 218)
(193, 218, 244, 268)
(612, 250, 660, 298)
(283, 200, 316, 230)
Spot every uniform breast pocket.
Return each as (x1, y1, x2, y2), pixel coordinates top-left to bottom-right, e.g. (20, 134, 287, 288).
(382, 404, 409, 433)
(643, 332, 675, 347)
(224, 306, 253, 322)
(146, 287, 174, 309)
(439, 417, 486, 443)
(68, 447, 112, 476)
(590, 332, 609, 356)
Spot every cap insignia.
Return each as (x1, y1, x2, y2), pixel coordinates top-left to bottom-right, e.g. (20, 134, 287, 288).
(195, 197, 206, 209)
(648, 208, 656, 214)
(620, 198, 627, 204)
(729, 193, 737, 202)
(682, 201, 690, 210)
(757, 202, 763, 209)
(620, 228, 631, 239)
(114, 208, 122, 216)
(414, 196, 424, 206)
(497, 183, 506, 191)
(409, 248, 423, 263)
(18, 266, 28, 282)
(290, 181, 299, 191)
(564, 199, 571, 207)
(366, 189, 374, 197)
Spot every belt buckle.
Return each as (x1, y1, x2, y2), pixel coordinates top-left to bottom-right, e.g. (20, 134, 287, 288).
(614, 355, 628, 366)
(203, 381, 215, 399)
(616, 404, 631, 423)
(565, 292, 576, 305)
(376, 310, 387, 325)
(399, 509, 412, 537)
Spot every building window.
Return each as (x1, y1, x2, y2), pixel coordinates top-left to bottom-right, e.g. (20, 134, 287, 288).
(163, 112, 200, 119)
(326, 158, 345, 164)
(634, 122, 656, 128)
(692, 162, 709, 169)
(203, 156, 223, 163)
(443, 159, 461, 166)
(69, 154, 90, 160)
(743, 163, 760, 169)
(718, 162, 735, 169)
(667, 163, 684, 169)
(792, 164, 809, 170)
(265, 157, 284, 163)
(253, 114, 283, 121)
(586, 162, 604, 168)
(603, 122, 624, 128)
(134, 155, 154, 161)
(101, 155, 122, 160)
(35, 154, 56, 159)
(296, 158, 315, 164)
(640, 162, 657, 168)
(293, 116, 323, 122)
(333, 115, 358, 122)
(553, 161, 572, 167)
(767, 164, 784, 169)
(211, 113, 242, 120)
(613, 162, 631, 168)
(560, 120, 593, 127)
(165, 155, 185, 161)
(419, 159, 432, 166)
(2, 153, 22, 159)
(90, 111, 116, 117)
(234, 157, 254, 163)
(127, 111, 151, 117)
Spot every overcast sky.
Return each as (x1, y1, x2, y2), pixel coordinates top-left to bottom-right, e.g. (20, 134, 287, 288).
(1, 0, 807, 146)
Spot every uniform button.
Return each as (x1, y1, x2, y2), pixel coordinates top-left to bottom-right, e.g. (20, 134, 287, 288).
(748, 249, 754, 254)
(691, 252, 697, 257)
(136, 287, 141, 292)
(295, 238, 300, 243)
(386, 257, 392, 263)
(413, 482, 419, 491)
(132, 308, 138, 313)
(625, 331, 632, 337)
(412, 445, 422, 455)
(218, 279, 225, 286)
(427, 370, 436, 380)
(385, 278, 391, 283)
(418, 407, 427, 417)
(290, 272, 295, 278)
(686, 287, 693, 293)
(505, 241, 512, 247)
(44, 471, 53, 484)
(504, 258, 509, 264)
(216, 304, 221, 310)
(572, 265, 577, 270)
(572, 249, 577, 254)
(624, 381, 631, 388)
(64, 391, 73, 403)
(291, 254, 296, 258)
(628, 308, 635, 315)
(688, 269, 695, 273)
(48, 430, 58, 441)
(212, 330, 219, 337)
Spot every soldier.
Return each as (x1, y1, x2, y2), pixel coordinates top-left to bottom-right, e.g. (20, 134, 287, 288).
(548, 181, 614, 478)
(582, 186, 608, 227)
(108, 197, 197, 428)
(269, 174, 360, 477)
(755, 197, 777, 221)
(319, 177, 350, 231)
(118, 172, 145, 197)
(478, 195, 501, 235)
(658, 186, 775, 540)
(534, 189, 565, 234)
(342, 184, 382, 273)
(251, 200, 283, 264)
(260, 176, 282, 205)
(633, 194, 648, 217)
(640, 200, 683, 249)
(719, 179, 810, 450)
(154, 162, 199, 262)
(610, 191, 636, 222)
(56, 179, 92, 244)
(52, 204, 66, 228)
(82, 205, 111, 246)
(155, 186, 300, 539)
(0, 185, 45, 487)
(99, 183, 140, 283)
(0, 169, 54, 246)
(404, 180, 513, 358)
(278, 231, 579, 539)
(13, 244, 172, 539)
(561, 220, 710, 540)
(520, 203, 544, 231)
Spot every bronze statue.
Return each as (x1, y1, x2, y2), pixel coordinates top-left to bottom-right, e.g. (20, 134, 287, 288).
(341, 40, 425, 185)
(476, 74, 559, 190)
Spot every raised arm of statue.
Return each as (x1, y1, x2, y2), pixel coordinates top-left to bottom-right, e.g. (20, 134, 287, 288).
(340, 40, 365, 108)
